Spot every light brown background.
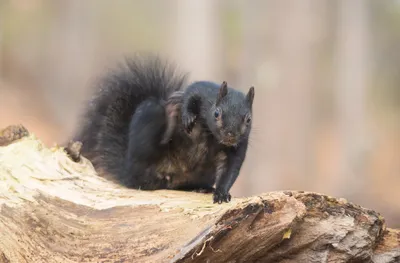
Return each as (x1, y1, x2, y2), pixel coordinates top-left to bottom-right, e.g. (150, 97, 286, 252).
(1, 0, 399, 227)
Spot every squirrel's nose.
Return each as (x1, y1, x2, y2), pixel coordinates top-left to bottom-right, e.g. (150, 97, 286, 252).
(226, 132, 236, 140)
(224, 131, 238, 145)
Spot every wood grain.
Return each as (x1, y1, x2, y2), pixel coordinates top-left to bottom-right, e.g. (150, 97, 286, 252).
(0, 125, 399, 263)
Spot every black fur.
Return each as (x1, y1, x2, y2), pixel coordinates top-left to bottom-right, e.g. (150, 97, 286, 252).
(71, 55, 188, 186)
(69, 55, 254, 204)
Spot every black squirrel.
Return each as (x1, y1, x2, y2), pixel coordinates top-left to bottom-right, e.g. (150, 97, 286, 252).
(67, 55, 254, 204)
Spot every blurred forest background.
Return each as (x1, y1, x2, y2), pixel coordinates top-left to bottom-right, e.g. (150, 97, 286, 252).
(0, 0, 399, 227)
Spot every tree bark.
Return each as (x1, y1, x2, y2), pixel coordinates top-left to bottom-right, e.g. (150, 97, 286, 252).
(0, 125, 398, 263)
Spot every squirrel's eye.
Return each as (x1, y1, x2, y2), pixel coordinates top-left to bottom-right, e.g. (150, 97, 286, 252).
(246, 115, 251, 124)
(214, 108, 221, 118)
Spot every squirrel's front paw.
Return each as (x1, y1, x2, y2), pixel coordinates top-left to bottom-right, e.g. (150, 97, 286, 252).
(213, 190, 231, 204)
(182, 113, 196, 133)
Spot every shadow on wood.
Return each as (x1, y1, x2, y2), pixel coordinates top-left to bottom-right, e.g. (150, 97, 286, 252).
(0, 125, 399, 263)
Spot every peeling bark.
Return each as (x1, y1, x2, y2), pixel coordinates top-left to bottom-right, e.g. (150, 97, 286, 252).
(0, 125, 399, 263)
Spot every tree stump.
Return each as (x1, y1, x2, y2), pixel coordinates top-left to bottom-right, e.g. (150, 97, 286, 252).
(0, 125, 399, 263)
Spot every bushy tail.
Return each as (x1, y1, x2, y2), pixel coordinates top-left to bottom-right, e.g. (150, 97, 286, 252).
(71, 54, 188, 176)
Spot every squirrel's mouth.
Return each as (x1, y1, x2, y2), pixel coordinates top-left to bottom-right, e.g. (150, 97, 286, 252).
(220, 137, 238, 147)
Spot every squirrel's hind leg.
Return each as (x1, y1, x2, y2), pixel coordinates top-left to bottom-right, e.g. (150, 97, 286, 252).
(121, 98, 169, 190)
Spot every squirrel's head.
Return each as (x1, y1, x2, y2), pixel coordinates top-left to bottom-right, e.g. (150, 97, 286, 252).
(208, 81, 254, 147)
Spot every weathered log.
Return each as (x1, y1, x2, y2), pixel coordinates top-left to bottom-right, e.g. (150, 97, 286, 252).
(0, 125, 399, 263)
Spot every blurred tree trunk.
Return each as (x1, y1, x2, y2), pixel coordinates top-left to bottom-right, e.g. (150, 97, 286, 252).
(245, 0, 326, 195)
(233, 0, 270, 195)
(334, 0, 371, 201)
(0, 1, 4, 80)
(40, 1, 96, 137)
(169, 0, 222, 80)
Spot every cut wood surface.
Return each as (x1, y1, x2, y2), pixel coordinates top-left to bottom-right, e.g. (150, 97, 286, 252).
(0, 125, 399, 263)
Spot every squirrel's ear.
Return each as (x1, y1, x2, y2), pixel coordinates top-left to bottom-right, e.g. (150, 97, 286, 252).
(246, 86, 255, 106)
(217, 81, 228, 104)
